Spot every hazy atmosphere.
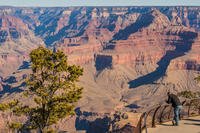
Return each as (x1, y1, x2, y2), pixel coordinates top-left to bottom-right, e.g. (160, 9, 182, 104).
(0, 1, 200, 133)
(0, 0, 200, 6)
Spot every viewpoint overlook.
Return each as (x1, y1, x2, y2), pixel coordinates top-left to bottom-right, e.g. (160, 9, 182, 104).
(0, 6, 200, 132)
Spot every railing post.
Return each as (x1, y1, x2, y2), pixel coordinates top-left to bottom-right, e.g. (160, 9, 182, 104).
(138, 98, 200, 133)
(138, 116, 142, 133)
(137, 112, 148, 133)
(180, 100, 186, 120)
(159, 105, 168, 123)
(137, 112, 145, 133)
(143, 112, 148, 133)
(152, 106, 161, 128)
(188, 100, 192, 117)
(199, 107, 200, 115)
(167, 106, 172, 120)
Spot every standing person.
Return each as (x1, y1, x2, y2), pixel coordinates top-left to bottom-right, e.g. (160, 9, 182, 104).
(166, 92, 182, 126)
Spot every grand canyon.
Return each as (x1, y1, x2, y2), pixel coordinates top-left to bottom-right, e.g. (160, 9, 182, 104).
(0, 6, 200, 132)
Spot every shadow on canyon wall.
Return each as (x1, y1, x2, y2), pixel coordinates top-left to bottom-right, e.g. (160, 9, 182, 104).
(95, 55, 113, 71)
(112, 11, 154, 41)
(18, 61, 30, 70)
(0, 82, 24, 97)
(129, 32, 198, 88)
(95, 12, 154, 72)
(75, 108, 111, 133)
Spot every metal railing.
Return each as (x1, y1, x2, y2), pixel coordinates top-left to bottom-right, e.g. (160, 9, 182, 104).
(135, 98, 200, 133)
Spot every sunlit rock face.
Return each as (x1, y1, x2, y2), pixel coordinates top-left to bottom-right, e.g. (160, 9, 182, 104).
(0, 6, 200, 133)
(0, 6, 199, 93)
(0, 7, 199, 81)
(0, 13, 44, 77)
(168, 36, 200, 71)
(95, 9, 198, 72)
(0, 15, 26, 42)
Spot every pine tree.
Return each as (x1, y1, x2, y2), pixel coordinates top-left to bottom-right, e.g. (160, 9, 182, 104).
(0, 47, 83, 132)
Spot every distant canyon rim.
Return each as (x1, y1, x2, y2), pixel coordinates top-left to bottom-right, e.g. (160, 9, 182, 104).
(0, 6, 200, 132)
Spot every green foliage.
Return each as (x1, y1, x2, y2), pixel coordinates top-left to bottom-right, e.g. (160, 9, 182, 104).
(0, 47, 83, 132)
(178, 76, 200, 99)
(178, 91, 197, 99)
(194, 76, 200, 82)
(43, 128, 56, 133)
(12, 105, 31, 116)
(0, 103, 9, 111)
(9, 122, 23, 130)
(178, 90, 200, 99)
(178, 90, 200, 112)
(0, 99, 19, 111)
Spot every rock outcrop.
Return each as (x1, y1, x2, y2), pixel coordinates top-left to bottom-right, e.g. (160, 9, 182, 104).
(0, 6, 200, 133)
(168, 36, 200, 71)
(0, 14, 44, 77)
(95, 10, 197, 72)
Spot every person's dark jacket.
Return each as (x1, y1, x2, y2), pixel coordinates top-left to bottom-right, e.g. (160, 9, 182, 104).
(166, 94, 181, 107)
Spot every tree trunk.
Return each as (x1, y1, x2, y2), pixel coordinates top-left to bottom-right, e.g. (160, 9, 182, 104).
(38, 128, 43, 133)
